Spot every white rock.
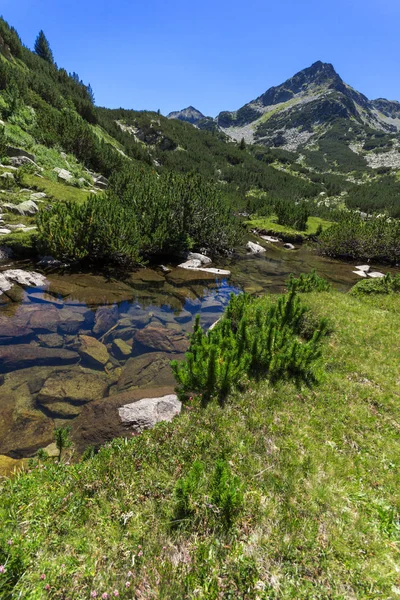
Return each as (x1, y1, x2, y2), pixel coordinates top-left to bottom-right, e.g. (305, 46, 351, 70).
(53, 167, 73, 183)
(0, 172, 14, 180)
(355, 265, 370, 272)
(0, 273, 13, 293)
(30, 192, 46, 201)
(186, 252, 212, 265)
(9, 156, 42, 170)
(283, 243, 295, 250)
(2, 269, 47, 287)
(178, 259, 203, 269)
(368, 272, 385, 278)
(198, 267, 230, 276)
(118, 394, 181, 432)
(2, 200, 38, 216)
(246, 241, 266, 254)
(261, 235, 280, 243)
(0, 228, 11, 235)
(352, 270, 367, 277)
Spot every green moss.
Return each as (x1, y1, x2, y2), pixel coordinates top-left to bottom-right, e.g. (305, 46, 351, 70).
(22, 174, 92, 203)
(0, 230, 37, 257)
(247, 215, 333, 240)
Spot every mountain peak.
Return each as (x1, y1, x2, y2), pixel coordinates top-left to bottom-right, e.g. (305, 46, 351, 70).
(167, 106, 205, 124)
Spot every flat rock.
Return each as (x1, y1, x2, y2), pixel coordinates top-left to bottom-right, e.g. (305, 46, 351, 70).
(118, 394, 181, 432)
(2, 269, 47, 288)
(0, 323, 34, 344)
(178, 259, 202, 269)
(246, 241, 266, 254)
(2, 200, 38, 216)
(0, 228, 11, 234)
(71, 385, 176, 452)
(261, 235, 280, 243)
(116, 351, 181, 392)
(167, 267, 224, 286)
(186, 252, 212, 265)
(283, 243, 296, 250)
(53, 167, 73, 183)
(57, 309, 88, 334)
(352, 270, 367, 278)
(0, 455, 27, 477)
(111, 338, 132, 360)
(0, 273, 13, 293)
(37, 370, 108, 407)
(126, 269, 165, 289)
(93, 305, 119, 335)
(30, 192, 46, 201)
(134, 325, 189, 353)
(368, 271, 385, 278)
(355, 265, 370, 272)
(28, 308, 61, 332)
(78, 335, 109, 368)
(0, 345, 79, 373)
(28, 292, 64, 306)
(37, 333, 64, 348)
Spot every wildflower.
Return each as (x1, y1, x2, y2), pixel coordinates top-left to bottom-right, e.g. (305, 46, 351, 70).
(138, 545, 142, 549)
(138, 551, 143, 557)
(91, 592, 97, 598)
(45, 584, 50, 591)
(113, 592, 119, 597)
(101, 594, 108, 599)
(0, 565, 5, 573)
(40, 574, 46, 580)
(125, 581, 131, 588)
(7, 539, 13, 545)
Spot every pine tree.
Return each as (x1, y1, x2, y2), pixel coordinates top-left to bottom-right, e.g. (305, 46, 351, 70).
(87, 83, 95, 104)
(34, 30, 54, 63)
(239, 137, 246, 150)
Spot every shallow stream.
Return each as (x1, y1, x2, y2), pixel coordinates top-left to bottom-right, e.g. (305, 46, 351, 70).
(0, 241, 397, 466)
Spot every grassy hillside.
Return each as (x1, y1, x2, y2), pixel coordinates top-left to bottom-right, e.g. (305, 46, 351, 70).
(0, 288, 399, 599)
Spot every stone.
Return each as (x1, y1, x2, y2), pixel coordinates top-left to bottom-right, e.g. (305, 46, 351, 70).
(352, 270, 367, 278)
(9, 156, 41, 169)
(37, 256, 64, 267)
(78, 335, 109, 368)
(0, 323, 34, 344)
(111, 338, 132, 360)
(0, 171, 14, 180)
(37, 333, 64, 348)
(42, 443, 59, 458)
(246, 241, 266, 254)
(0, 246, 13, 260)
(126, 268, 165, 288)
(30, 192, 46, 201)
(2, 269, 47, 288)
(261, 235, 280, 243)
(368, 271, 385, 278)
(116, 352, 181, 392)
(53, 167, 73, 183)
(28, 308, 61, 332)
(0, 455, 27, 476)
(2, 200, 38, 216)
(71, 385, 176, 452)
(118, 394, 181, 432)
(283, 243, 296, 250)
(175, 310, 192, 324)
(93, 305, 119, 336)
(57, 309, 87, 334)
(37, 370, 109, 408)
(6, 147, 36, 162)
(201, 298, 223, 313)
(198, 267, 230, 277)
(0, 228, 11, 235)
(0, 345, 78, 373)
(134, 325, 189, 353)
(185, 252, 212, 265)
(0, 273, 13, 293)
(355, 265, 370, 272)
(178, 259, 203, 269)
(28, 292, 64, 306)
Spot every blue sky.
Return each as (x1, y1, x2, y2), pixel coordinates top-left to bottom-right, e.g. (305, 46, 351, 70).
(2, 0, 400, 116)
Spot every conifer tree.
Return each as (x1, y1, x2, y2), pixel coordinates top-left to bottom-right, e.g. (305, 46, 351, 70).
(34, 30, 54, 63)
(239, 137, 246, 150)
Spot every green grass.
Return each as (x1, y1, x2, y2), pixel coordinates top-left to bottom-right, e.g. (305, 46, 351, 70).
(0, 289, 399, 598)
(23, 174, 92, 203)
(247, 215, 334, 238)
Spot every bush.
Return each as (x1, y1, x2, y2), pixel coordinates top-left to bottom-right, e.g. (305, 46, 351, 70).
(36, 195, 140, 266)
(173, 459, 244, 530)
(172, 290, 329, 404)
(287, 270, 331, 293)
(350, 273, 400, 297)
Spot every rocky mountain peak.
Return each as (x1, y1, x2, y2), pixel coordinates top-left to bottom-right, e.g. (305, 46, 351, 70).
(167, 106, 206, 124)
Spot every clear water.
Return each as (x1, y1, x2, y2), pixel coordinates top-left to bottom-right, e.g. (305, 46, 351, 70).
(0, 243, 397, 459)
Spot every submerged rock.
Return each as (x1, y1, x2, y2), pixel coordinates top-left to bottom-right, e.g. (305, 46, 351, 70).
(116, 351, 180, 392)
(37, 370, 109, 412)
(78, 335, 109, 368)
(0, 345, 78, 373)
(134, 325, 189, 353)
(111, 338, 132, 360)
(118, 394, 181, 432)
(93, 305, 119, 336)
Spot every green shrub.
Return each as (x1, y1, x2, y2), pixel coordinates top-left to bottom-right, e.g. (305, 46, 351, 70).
(36, 194, 140, 266)
(350, 273, 400, 297)
(287, 269, 331, 293)
(172, 290, 329, 404)
(173, 459, 244, 531)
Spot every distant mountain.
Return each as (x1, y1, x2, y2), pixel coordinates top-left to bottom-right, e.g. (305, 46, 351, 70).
(214, 61, 400, 151)
(167, 106, 206, 124)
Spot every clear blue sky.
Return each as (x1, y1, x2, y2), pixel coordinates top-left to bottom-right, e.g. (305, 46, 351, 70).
(2, 0, 399, 116)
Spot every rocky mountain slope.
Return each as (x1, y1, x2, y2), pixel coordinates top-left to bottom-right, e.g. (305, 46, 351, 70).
(167, 106, 206, 124)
